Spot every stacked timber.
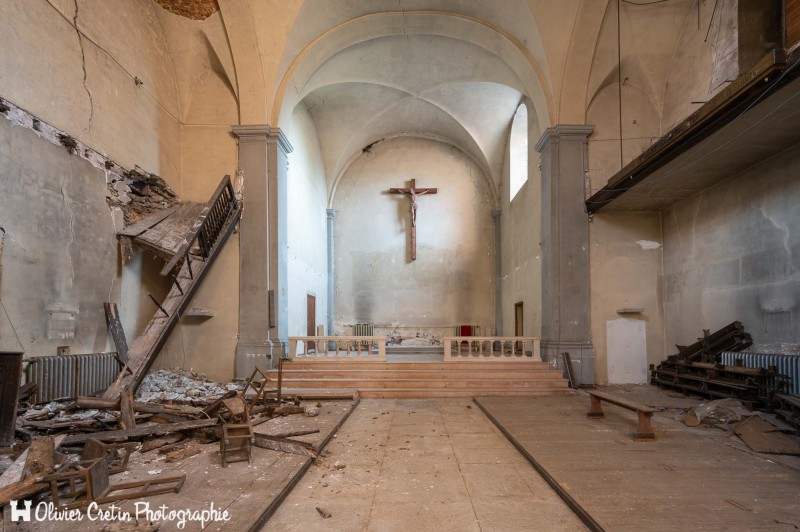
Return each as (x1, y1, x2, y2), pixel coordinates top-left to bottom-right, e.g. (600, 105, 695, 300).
(650, 322, 788, 407)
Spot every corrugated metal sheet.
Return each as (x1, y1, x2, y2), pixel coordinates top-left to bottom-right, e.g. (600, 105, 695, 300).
(720, 351, 800, 395)
(25, 352, 121, 403)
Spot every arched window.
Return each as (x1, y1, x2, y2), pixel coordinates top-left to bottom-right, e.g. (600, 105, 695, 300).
(509, 103, 528, 201)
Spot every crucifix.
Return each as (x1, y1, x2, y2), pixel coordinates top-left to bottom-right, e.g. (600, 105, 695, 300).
(388, 178, 438, 260)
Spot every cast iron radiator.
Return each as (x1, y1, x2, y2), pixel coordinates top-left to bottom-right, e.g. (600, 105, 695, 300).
(25, 352, 122, 403)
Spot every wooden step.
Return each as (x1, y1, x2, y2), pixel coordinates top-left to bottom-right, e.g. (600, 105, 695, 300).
(272, 359, 570, 398)
(356, 388, 575, 399)
(281, 361, 551, 371)
(273, 370, 563, 380)
(279, 378, 569, 389)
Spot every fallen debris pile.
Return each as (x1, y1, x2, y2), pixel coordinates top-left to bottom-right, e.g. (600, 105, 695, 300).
(650, 321, 790, 407)
(1, 359, 340, 515)
(136, 368, 239, 405)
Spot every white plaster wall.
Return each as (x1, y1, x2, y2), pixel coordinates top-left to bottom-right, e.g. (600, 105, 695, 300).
(285, 103, 328, 337)
(662, 145, 800, 351)
(500, 100, 543, 336)
(589, 212, 665, 384)
(333, 137, 495, 341)
(0, 0, 182, 187)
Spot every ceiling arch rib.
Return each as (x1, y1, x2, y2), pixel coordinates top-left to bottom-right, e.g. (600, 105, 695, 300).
(301, 82, 499, 201)
(298, 34, 526, 102)
(273, 11, 553, 128)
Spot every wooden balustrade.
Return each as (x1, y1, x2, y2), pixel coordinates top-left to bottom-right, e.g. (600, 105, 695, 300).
(288, 336, 386, 361)
(442, 337, 541, 362)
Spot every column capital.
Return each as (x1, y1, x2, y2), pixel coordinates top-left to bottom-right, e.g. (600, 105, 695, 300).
(231, 124, 294, 154)
(534, 124, 594, 153)
(326, 208, 337, 220)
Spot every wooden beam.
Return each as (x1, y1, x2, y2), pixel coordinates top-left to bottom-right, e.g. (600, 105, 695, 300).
(104, 302, 128, 363)
(252, 434, 317, 458)
(61, 419, 219, 445)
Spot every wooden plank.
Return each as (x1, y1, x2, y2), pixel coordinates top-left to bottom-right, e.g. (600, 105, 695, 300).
(117, 205, 177, 237)
(733, 416, 800, 455)
(61, 419, 219, 445)
(589, 390, 656, 413)
(76, 396, 203, 416)
(119, 388, 136, 430)
(0, 353, 22, 447)
(252, 434, 318, 457)
(20, 437, 54, 480)
(104, 302, 128, 363)
(133, 203, 204, 257)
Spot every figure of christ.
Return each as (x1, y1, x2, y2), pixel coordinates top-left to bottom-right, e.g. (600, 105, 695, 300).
(387, 179, 438, 260)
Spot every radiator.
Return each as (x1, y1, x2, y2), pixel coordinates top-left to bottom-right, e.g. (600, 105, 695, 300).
(353, 324, 374, 347)
(720, 351, 800, 395)
(353, 324, 374, 336)
(25, 352, 121, 403)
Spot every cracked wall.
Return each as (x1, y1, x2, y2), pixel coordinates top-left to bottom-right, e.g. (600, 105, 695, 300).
(662, 143, 800, 352)
(333, 137, 495, 343)
(0, 114, 157, 355)
(0, 0, 182, 187)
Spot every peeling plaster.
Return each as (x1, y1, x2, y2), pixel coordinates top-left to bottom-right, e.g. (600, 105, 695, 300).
(636, 240, 661, 250)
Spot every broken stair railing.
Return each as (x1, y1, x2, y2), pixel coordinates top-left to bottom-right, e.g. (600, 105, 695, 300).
(160, 175, 238, 277)
(103, 175, 241, 402)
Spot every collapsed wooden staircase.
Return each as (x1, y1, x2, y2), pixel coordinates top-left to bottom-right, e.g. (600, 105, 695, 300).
(104, 176, 241, 402)
(268, 360, 573, 399)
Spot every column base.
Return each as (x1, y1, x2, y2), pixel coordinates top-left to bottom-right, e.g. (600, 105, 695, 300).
(235, 340, 285, 377)
(541, 340, 595, 387)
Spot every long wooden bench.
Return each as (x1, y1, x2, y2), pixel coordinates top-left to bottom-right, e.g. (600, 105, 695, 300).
(586, 390, 657, 442)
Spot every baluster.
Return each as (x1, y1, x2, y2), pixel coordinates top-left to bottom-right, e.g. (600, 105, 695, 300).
(479, 339, 484, 358)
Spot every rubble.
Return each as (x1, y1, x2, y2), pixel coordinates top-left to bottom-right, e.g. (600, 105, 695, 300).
(136, 368, 240, 405)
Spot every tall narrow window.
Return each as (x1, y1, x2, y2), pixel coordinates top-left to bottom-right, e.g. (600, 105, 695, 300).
(509, 103, 528, 201)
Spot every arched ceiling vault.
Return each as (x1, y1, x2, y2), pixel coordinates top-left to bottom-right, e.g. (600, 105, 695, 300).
(273, 7, 556, 209)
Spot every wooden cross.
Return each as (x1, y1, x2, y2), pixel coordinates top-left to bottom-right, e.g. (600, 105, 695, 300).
(388, 179, 438, 260)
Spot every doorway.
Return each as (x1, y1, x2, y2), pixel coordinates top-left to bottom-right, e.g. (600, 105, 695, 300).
(307, 294, 316, 352)
(514, 302, 523, 354)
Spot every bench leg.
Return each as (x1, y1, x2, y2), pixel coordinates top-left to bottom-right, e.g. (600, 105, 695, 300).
(634, 411, 656, 442)
(586, 395, 605, 418)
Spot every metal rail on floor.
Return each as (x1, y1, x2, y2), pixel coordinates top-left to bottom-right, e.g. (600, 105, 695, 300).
(248, 397, 361, 532)
(472, 397, 605, 532)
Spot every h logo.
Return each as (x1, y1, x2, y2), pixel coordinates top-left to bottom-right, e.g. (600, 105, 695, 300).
(10, 500, 32, 522)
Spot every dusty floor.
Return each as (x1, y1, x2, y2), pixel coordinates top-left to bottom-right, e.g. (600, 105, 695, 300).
(5, 401, 356, 531)
(266, 398, 586, 531)
(478, 390, 800, 531)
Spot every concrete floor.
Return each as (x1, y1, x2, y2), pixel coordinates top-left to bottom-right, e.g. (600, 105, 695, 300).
(266, 399, 586, 531)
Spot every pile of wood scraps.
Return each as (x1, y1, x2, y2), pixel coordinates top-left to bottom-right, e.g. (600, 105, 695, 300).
(650, 322, 789, 407)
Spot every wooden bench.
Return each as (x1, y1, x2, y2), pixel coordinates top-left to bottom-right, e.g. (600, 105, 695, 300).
(587, 390, 657, 442)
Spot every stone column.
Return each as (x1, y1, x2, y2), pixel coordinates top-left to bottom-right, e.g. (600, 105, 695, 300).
(232, 125, 292, 376)
(326, 208, 336, 340)
(535, 125, 594, 385)
(492, 209, 503, 336)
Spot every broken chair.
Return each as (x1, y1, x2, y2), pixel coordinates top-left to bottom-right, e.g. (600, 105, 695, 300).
(42, 456, 185, 510)
(219, 393, 254, 467)
(242, 366, 277, 408)
(81, 438, 138, 474)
